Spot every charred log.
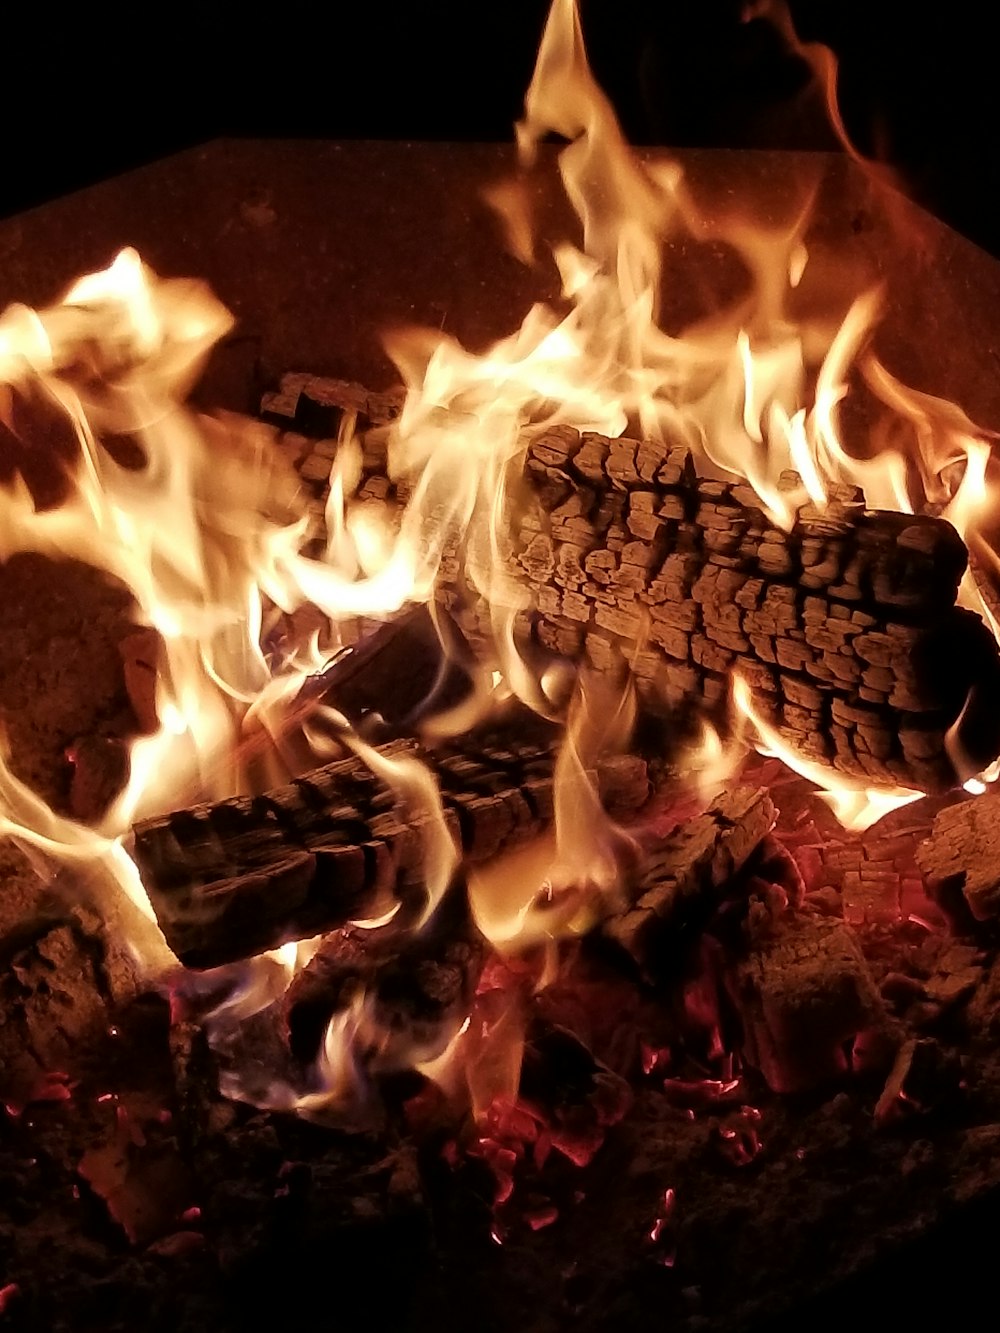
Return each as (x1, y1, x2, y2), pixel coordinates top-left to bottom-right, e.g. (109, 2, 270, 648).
(726, 914, 886, 1094)
(132, 721, 650, 969)
(263, 373, 1000, 794)
(600, 786, 777, 981)
(282, 882, 485, 1065)
(917, 792, 1000, 920)
(516, 1018, 633, 1166)
(514, 426, 1000, 794)
(291, 602, 476, 741)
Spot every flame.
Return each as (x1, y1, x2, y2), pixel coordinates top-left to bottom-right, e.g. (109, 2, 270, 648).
(1, 0, 999, 1121)
(732, 676, 921, 831)
(304, 703, 460, 926)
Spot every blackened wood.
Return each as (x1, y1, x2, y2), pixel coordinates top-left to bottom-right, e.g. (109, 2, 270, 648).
(282, 883, 485, 1063)
(917, 792, 1000, 920)
(727, 914, 885, 1094)
(517, 1018, 633, 1162)
(132, 721, 650, 969)
(264, 374, 1000, 794)
(516, 426, 1000, 794)
(600, 786, 776, 979)
(293, 603, 475, 740)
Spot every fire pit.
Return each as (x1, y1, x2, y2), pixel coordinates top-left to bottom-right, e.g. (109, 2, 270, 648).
(5, 4, 1000, 1330)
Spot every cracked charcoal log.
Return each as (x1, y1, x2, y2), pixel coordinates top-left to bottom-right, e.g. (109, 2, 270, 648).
(264, 376, 1000, 794)
(516, 1018, 633, 1165)
(726, 914, 886, 1094)
(519, 434, 1000, 793)
(0, 921, 117, 1100)
(916, 792, 1000, 920)
(132, 724, 650, 969)
(599, 786, 776, 980)
(283, 883, 485, 1064)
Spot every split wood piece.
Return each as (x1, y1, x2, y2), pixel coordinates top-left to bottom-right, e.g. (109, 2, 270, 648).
(0, 921, 119, 1101)
(282, 883, 485, 1064)
(293, 602, 476, 740)
(600, 786, 777, 981)
(916, 792, 1000, 920)
(132, 726, 650, 969)
(261, 375, 1000, 794)
(726, 914, 885, 1094)
(516, 1018, 633, 1167)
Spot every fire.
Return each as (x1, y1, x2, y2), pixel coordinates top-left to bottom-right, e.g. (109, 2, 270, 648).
(1, 0, 999, 1123)
(731, 675, 922, 832)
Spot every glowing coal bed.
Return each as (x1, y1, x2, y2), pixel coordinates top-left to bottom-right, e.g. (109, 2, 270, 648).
(5, 2, 1000, 1330)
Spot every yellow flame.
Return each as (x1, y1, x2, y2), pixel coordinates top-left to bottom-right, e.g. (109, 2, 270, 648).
(732, 676, 921, 831)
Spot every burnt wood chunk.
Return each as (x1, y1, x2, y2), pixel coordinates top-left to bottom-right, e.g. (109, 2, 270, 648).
(0, 921, 122, 1101)
(282, 883, 485, 1064)
(600, 786, 776, 978)
(133, 722, 650, 969)
(265, 376, 1000, 794)
(728, 915, 885, 1094)
(917, 793, 1000, 920)
(509, 432, 1000, 794)
(291, 603, 475, 740)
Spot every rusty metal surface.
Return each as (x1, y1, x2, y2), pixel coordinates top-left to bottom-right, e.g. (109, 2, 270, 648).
(0, 138, 998, 426)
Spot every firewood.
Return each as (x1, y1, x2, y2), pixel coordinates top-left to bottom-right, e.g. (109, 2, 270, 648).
(263, 374, 1000, 794)
(0, 921, 118, 1101)
(282, 882, 485, 1064)
(726, 914, 886, 1094)
(132, 720, 650, 969)
(600, 786, 776, 980)
(291, 602, 476, 740)
(515, 427, 1000, 794)
(516, 1017, 633, 1165)
(916, 791, 1000, 920)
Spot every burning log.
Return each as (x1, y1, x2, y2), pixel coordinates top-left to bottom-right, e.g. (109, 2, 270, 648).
(916, 792, 1000, 920)
(514, 427, 1000, 795)
(282, 882, 485, 1064)
(727, 914, 886, 1094)
(132, 723, 650, 969)
(263, 374, 1000, 795)
(600, 786, 777, 980)
(510, 1018, 633, 1168)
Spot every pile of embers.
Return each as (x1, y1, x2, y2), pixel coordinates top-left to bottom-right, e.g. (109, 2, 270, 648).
(5, 393, 1000, 1332)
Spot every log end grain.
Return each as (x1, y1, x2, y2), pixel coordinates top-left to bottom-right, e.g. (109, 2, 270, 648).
(917, 792, 1000, 920)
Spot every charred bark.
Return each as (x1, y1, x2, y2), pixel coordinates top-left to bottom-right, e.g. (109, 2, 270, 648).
(132, 719, 650, 969)
(600, 786, 776, 980)
(263, 373, 1000, 794)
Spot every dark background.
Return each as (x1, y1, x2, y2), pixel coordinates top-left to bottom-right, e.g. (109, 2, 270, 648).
(2, 0, 998, 250)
